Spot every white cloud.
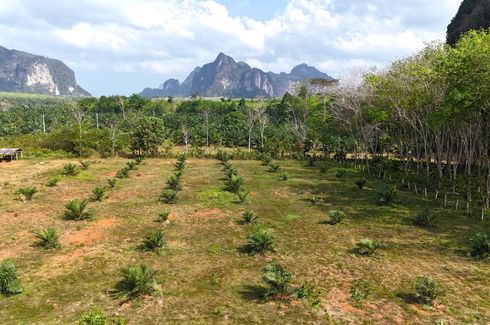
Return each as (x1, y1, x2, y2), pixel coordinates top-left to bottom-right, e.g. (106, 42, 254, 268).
(0, 0, 462, 95)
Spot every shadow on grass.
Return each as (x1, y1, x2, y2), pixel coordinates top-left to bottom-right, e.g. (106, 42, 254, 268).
(396, 291, 420, 304)
(238, 285, 267, 302)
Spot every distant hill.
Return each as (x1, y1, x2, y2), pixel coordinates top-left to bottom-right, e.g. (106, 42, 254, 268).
(447, 0, 490, 45)
(140, 53, 335, 98)
(0, 46, 90, 96)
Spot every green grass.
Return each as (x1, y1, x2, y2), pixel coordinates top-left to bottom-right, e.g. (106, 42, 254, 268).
(0, 158, 488, 324)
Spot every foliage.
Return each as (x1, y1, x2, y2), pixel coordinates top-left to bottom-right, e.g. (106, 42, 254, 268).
(268, 163, 281, 173)
(130, 117, 165, 157)
(80, 160, 90, 170)
(116, 264, 157, 298)
(46, 177, 60, 187)
(355, 239, 383, 256)
(77, 307, 108, 325)
(166, 174, 182, 191)
(17, 187, 38, 201)
(91, 186, 107, 202)
(261, 263, 291, 299)
(0, 260, 22, 296)
(62, 163, 79, 176)
(335, 169, 347, 179)
(415, 276, 438, 305)
(225, 174, 245, 193)
(246, 228, 276, 255)
(33, 228, 61, 250)
(141, 230, 166, 254)
(63, 199, 95, 221)
(307, 196, 321, 206)
(350, 279, 372, 305)
(413, 208, 438, 228)
(296, 282, 321, 307)
(280, 173, 289, 181)
(158, 211, 170, 223)
(116, 167, 130, 179)
(469, 232, 489, 259)
(107, 179, 117, 188)
(159, 189, 178, 204)
(237, 190, 249, 204)
(240, 211, 258, 225)
(377, 186, 397, 205)
(260, 155, 272, 166)
(355, 178, 366, 190)
(327, 210, 345, 225)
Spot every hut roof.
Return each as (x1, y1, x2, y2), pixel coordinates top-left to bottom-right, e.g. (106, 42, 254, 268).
(0, 148, 22, 155)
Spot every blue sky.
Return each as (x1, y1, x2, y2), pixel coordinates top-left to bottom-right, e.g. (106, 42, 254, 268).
(0, 0, 462, 96)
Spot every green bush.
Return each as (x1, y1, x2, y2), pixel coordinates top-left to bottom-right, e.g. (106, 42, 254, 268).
(166, 174, 182, 191)
(246, 228, 276, 255)
(415, 276, 438, 305)
(63, 199, 95, 221)
(91, 187, 107, 202)
(350, 279, 371, 304)
(107, 179, 117, 188)
(158, 211, 170, 222)
(355, 239, 383, 256)
(62, 163, 80, 176)
(116, 264, 157, 298)
(335, 169, 347, 179)
(237, 190, 249, 204)
(80, 161, 90, 170)
(116, 167, 130, 179)
(268, 163, 281, 173)
(355, 178, 366, 190)
(0, 260, 22, 296)
(34, 228, 61, 250)
(46, 177, 59, 187)
(413, 208, 438, 228)
(78, 307, 108, 325)
(296, 282, 321, 307)
(327, 210, 345, 225)
(225, 174, 245, 193)
(240, 211, 258, 225)
(469, 232, 489, 259)
(141, 230, 166, 253)
(261, 263, 291, 299)
(17, 187, 38, 201)
(260, 155, 272, 166)
(159, 189, 178, 204)
(377, 186, 397, 205)
(280, 173, 289, 181)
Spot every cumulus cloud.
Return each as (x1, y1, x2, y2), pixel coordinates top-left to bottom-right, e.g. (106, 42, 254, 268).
(0, 0, 461, 95)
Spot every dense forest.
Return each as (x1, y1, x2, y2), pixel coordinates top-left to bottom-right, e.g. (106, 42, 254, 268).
(1, 29, 489, 213)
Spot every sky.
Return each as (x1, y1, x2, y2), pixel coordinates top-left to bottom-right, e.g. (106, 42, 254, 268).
(0, 0, 462, 96)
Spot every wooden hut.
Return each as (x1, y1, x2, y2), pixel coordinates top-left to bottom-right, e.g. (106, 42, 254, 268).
(0, 148, 23, 161)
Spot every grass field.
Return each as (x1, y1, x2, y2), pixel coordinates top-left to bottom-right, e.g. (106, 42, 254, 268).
(0, 157, 488, 324)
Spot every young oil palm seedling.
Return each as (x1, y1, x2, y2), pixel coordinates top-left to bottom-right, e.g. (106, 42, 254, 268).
(240, 211, 258, 225)
(159, 189, 178, 204)
(261, 155, 272, 166)
(174, 160, 186, 172)
(261, 263, 291, 300)
(63, 199, 95, 221)
(355, 238, 383, 256)
(469, 232, 489, 259)
(17, 187, 38, 201)
(107, 178, 117, 188)
(306, 156, 316, 167)
(414, 276, 438, 305)
(335, 169, 347, 179)
(268, 163, 281, 173)
(327, 210, 345, 225)
(62, 163, 79, 176)
(355, 178, 366, 190)
(377, 186, 397, 206)
(166, 174, 182, 191)
(126, 160, 137, 170)
(116, 167, 130, 179)
(280, 173, 289, 181)
(141, 229, 166, 254)
(225, 174, 245, 193)
(413, 208, 438, 228)
(237, 190, 250, 204)
(135, 157, 144, 165)
(224, 166, 238, 179)
(33, 228, 61, 250)
(158, 211, 170, 223)
(79, 160, 90, 170)
(0, 260, 22, 296)
(116, 264, 157, 298)
(246, 228, 276, 255)
(46, 177, 59, 187)
(91, 186, 107, 202)
(307, 196, 321, 206)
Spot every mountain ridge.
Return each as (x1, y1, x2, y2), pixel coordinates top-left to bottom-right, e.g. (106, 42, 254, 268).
(447, 0, 490, 45)
(140, 53, 334, 98)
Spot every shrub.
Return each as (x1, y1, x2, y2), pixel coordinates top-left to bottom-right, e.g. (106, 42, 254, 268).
(296, 282, 321, 307)
(77, 307, 108, 325)
(246, 228, 276, 255)
(116, 167, 130, 179)
(158, 211, 170, 223)
(0, 260, 22, 296)
(355, 178, 366, 190)
(327, 210, 345, 225)
(116, 264, 157, 298)
(355, 239, 383, 256)
(335, 169, 346, 179)
(413, 208, 438, 228)
(91, 187, 107, 202)
(107, 179, 117, 188)
(261, 263, 291, 299)
(141, 230, 166, 253)
(46, 177, 59, 187)
(217, 150, 231, 163)
(261, 155, 272, 166)
(240, 211, 258, 225)
(415, 276, 437, 305)
(80, 161, 90, 170)
(225, 174, 245, 193)
(177, 154, 187, 163)
(174, 160, 186, 171)
(237, 190, 249, 204)
(280, 173, 289, 181)
(33, 228, 61, 250)
(63, 199, 95, 221)
(268, 163, 281, 173)
(224, 166, 237, 179)
(135, 157, 144, 165)
(469, 232, 489, 259)
(17, 187, 38, 201)
(159, 189, 178, 204)
(377, 186, 397, 205)
(126, 161, 137, 170)
(166, 174, 182, 191)
(62, 163, 80, 176)
(350, 279, 371, 304)
(307, 196, 321, 206)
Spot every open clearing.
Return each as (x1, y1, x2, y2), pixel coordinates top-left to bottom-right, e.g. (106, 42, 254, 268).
(0, 158, 489, 324)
